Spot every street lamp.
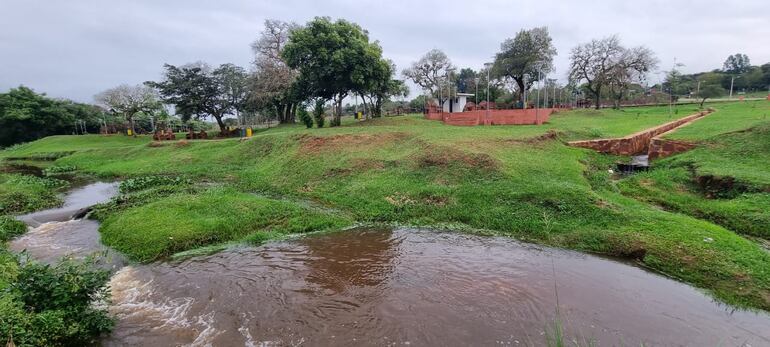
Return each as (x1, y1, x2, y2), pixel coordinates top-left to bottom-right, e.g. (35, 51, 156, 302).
(475, 77, 480, 105)
(729, 75, 742, 99)
(484, 62, 493, 122)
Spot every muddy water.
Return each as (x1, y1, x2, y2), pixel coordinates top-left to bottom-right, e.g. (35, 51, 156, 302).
(11, 182, 124, 268)
(10, 183, 770, 346)
(104, 229, 770, 346)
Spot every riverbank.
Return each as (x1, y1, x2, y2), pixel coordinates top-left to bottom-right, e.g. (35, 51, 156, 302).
(2, 100, 770, 312)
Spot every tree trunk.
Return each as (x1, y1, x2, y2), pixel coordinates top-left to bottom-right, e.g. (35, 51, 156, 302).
(593, 87, 602, 110)
(360, 93, 368, 119)
(214, 115, 226, 134)
(515, 77, 526, 108)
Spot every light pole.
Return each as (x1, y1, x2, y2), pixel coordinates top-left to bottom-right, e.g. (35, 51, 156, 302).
(535, 67, 542, 123)
(475, 78, 479, 105)
(729, 76, 741, 99)
(484, 63, 492, 122)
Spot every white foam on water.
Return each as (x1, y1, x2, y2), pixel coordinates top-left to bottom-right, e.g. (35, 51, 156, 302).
(109, 266, 225, 346)
(110, 266, 195, 329)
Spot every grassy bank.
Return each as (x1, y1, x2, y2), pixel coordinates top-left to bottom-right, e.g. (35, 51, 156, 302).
(0, 173, 68, 215)
(2, 102, 770, 310)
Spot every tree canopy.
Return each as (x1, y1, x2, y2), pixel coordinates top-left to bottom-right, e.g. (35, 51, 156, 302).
(492, 27, 557, 105)
(723, 53, 751, 74)
(568, 36, 657, 109)
(94, 84, 161, 135)
(282, 17, 390, 126)
(146, 62, 249, 132)
(1, 86, 110, 147)
(402, 49, 455, 106)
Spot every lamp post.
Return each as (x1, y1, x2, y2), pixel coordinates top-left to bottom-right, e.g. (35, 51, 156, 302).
(729, 76, 741, 99)
(475, 78, 479, 105)
(484, 63, 492, 123)
(535, 66, 542, 124)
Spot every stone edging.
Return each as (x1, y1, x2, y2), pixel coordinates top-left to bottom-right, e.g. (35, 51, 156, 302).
(567, 110, 712, 157)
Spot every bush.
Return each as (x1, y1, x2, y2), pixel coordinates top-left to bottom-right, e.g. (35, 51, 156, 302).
(0, 255, 113, 346)
(43, 165, 77, 176)
(298, 105, 314, 129)
(118, 175, 189, 194)
(0, 174, 67, 214)
(0, 216, 26, 242)
(313, 100, 325, 128)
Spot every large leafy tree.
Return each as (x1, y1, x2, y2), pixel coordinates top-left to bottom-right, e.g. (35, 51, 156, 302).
(0, 86, 109, 147)
(94, 84, 161, 135)
(402, 49, 455, 107)
(492, 27, 557, 106)
(723, 53, 751, 74)
(250, 19, 302, 124)
(282, 17, 386, 126)
(147, 62, 248, 132)
(568, 36, 656, 109)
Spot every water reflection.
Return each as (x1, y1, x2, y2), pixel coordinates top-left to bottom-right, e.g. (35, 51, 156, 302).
(103, 228, 770, 346)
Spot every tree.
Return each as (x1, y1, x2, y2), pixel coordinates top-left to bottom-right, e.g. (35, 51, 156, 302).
(568, 36, 656, 109)
(0, 86, 110, 147)
(298, 103, 313, 128)
(147, 62, 248, 132)
(402, 49, 455, 107)
(313, 99, 325, 128)
(455, 68, 477, 93)
(607, 46, 658, 108)
(215, 63, 250, 127)
(282, 17, 386, 126)
(250, 19, 301, 124)
(696, 84, 725, 107)
(723, 53, 751, 74)
(95, 84, 160, 135)
(492, 27, 557, 106)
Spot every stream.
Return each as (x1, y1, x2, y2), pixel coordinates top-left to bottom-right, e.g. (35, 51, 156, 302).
(10, 183, 770, 346)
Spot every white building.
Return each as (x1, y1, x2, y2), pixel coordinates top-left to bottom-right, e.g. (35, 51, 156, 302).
(440, 93, 474, 113)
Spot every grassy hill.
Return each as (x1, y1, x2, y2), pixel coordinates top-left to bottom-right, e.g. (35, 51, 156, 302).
(3, 101, 770, 310)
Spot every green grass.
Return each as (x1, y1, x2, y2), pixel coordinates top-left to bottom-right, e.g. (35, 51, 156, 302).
(3, 102, 770, 310)
(619, 167, 770, 239)
(98, 187, 352, 262)
(0, 134, 152, 159)
(665, 100, 770, 141)
(0, 173, 68, 214)
(663, 121, 770, 187)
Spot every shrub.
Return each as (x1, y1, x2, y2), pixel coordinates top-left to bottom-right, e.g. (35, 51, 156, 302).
(313, 100, 325, 128)
(0, 255, 114, 346)
(43, 165, 77, 176)
(298, 105, 314, 129)
(0, 216, 26, 242)
(118, 175, 189, 194)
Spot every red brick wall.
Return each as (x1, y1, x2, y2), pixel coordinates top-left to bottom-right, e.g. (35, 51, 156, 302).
(424, 109, 555, 126)
(568, 111, 710, 155)
(648, 138, 697, 160)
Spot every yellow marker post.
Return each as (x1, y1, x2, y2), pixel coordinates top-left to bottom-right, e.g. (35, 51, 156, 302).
(246, 127, 253, 137)
(127, 129, 133, 136)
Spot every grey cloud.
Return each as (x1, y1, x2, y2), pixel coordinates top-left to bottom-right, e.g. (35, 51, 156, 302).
(1, 0, 768, 102)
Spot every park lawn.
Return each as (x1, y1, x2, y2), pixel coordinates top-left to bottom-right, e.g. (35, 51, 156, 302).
(97, 187, 352, 262)
(3, 101, 770, 310)
(664, 100, 770, 141)
(0, 134, 153, 159)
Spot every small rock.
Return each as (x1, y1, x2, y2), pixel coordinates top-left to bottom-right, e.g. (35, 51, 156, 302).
(703, 237, 714, 243)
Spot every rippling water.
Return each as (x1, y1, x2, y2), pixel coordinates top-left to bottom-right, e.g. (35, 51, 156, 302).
(9, 182, 770, 346)
(103, 229, 770, 346)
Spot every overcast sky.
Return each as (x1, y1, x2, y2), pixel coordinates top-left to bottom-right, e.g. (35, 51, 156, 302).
(2, 0, 769, 102)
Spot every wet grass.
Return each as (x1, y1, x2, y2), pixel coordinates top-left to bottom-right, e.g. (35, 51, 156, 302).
(0, 173, 68, 214)
(97, 187, 352, 262)
(2, 102, 770, 310)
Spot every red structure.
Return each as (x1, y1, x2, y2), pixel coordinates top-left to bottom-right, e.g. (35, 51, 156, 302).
(424, 108, 558, 126)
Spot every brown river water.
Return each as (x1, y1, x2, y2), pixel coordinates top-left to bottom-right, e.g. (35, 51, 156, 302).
(9, 183, 770, 346)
